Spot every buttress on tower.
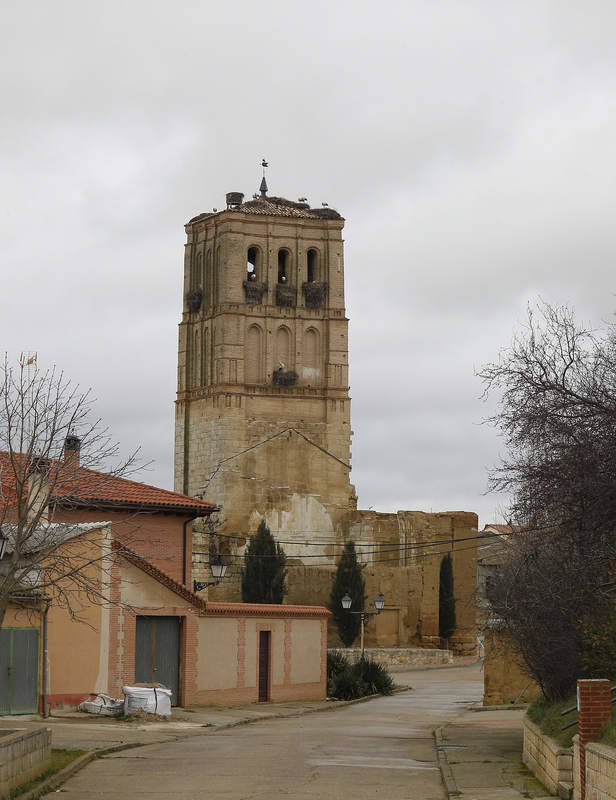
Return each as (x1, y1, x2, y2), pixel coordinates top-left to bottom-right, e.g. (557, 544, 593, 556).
(174, 184, 358, 578)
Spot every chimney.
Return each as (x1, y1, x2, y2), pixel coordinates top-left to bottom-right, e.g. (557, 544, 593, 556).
(28, 455, 50, 524)
(64, 434, 81, 469)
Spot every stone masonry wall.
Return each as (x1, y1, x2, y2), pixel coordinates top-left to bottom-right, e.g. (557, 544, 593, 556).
(330, 647, 453, 667)
(483, 627, 539, 706)
(573, 737, 616, 800)
(0, 728, 51, 798)
(523, 716, 573, 795)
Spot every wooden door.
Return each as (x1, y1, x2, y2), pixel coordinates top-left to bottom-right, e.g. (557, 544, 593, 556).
(258, 630, 271, 702)
(134, 617, 180, 705)
(0, 628, 40, 715)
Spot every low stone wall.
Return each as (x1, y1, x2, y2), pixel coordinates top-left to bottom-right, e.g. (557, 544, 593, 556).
(0, 727, 51, 798)
(329, 647, 453, 667)
(522, 716, 573, 796)
(573, 734, 581, 800)
(573, 736, 616, 800)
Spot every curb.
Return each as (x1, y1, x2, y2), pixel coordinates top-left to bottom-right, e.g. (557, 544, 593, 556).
(23, 689, 405, 796)
(14, 741, 155, 800)
(209, 687, 409, 731)
(434, 727, 462, 798)
(470, 703, 528, 712)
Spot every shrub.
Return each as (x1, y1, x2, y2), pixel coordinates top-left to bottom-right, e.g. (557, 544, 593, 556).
(328, 655, 394, 700)
(330, 668, 366, 700)
(327, 650, 349, 679)
(357, 657, 395, 696)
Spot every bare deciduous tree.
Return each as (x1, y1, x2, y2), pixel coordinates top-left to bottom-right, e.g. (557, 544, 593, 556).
(479, 303, 616, 700)
(0, 356, 141, 628)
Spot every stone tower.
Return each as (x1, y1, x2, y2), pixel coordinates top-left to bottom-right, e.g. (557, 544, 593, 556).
(174, 181, 357, 572)
(174, 177, 479, 656)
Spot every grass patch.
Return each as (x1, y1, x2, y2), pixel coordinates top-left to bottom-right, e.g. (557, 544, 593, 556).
(10, 748, 86, 797)
(599, 705, 616, 747)
(526, 694, 577, 747)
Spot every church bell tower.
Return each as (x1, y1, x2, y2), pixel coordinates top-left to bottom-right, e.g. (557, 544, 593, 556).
(174, 171, 356, 571)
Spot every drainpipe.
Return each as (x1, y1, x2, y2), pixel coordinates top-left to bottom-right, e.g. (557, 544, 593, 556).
(42, 597, 51, 717)
(183, 516, 198, 586)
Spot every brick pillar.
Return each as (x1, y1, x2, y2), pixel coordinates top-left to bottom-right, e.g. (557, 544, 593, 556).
(577, 678, 612, 800)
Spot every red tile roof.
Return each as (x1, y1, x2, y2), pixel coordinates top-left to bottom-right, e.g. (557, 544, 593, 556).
(187, 196, 343, 224)
(204, 602, 331, 619)
(116, 541, 331, 619)
(482, 524, 521, 535)
(0, 451, 216, 515)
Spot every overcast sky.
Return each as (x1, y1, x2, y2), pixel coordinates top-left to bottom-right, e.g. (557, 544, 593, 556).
(2, 1, 614, 527)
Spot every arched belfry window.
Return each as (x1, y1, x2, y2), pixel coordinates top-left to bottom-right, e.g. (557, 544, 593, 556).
(278, 249, 290, 284)
(307, 249, 319, 282)
(243, 246, 266, 304)
(247, 246, 260, 281)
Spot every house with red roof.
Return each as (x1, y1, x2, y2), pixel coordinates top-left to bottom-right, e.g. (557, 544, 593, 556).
(0, 440, 329, 714)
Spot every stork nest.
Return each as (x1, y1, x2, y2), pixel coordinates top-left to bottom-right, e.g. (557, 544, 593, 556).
(243, 280, 267, 304)
(186, 289, 203, 312)
(302, 281, 328, 308)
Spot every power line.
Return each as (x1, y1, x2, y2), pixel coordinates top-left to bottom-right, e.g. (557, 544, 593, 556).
(197, 540, 495, 570)
(196, 530, 507, 558)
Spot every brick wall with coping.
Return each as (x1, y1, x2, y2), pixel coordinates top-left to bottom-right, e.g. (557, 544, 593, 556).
(578, 679, 612, 800)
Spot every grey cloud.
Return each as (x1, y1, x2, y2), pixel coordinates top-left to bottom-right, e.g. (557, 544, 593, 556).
(2, 0, 615, 528)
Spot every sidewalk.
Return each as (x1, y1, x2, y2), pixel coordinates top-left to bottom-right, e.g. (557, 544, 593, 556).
(436, 707, 555, 799)
(0, 695, 386, 751)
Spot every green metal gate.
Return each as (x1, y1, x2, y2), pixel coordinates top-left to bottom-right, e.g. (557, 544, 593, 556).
(134, 617, 180, 705)
(0, 628, 40, 715)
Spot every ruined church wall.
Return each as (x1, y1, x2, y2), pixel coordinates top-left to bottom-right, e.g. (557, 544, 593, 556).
(205, 508, 478, 654)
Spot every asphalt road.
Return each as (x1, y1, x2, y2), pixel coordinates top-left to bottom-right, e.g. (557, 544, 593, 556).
(57, 663, 482, 799)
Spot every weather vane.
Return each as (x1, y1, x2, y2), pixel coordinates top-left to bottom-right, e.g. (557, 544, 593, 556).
(260, 158, 269, 198)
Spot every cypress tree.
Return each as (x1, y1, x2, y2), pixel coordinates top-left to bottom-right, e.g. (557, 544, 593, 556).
(329, 540, 365, 647)
(439, 554, 456, 640)
(241, 520, 287, 604)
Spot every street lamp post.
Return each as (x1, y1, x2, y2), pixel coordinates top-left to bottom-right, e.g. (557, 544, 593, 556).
(341, 592, 385, 658)
(193, 554, 229, 593)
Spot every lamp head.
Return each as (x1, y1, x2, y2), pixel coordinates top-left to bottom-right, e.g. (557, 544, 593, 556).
(341, 592, 352, 610)
(374, 593, 385, 612)
(210, 555, 228, 581)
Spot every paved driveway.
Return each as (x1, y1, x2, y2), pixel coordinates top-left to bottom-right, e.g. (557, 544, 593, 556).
(56, 663, 482, 799)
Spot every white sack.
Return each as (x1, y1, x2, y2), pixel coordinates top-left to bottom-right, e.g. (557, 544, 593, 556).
(122, 685, 172, 717)
(78, 693, 124, 717)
